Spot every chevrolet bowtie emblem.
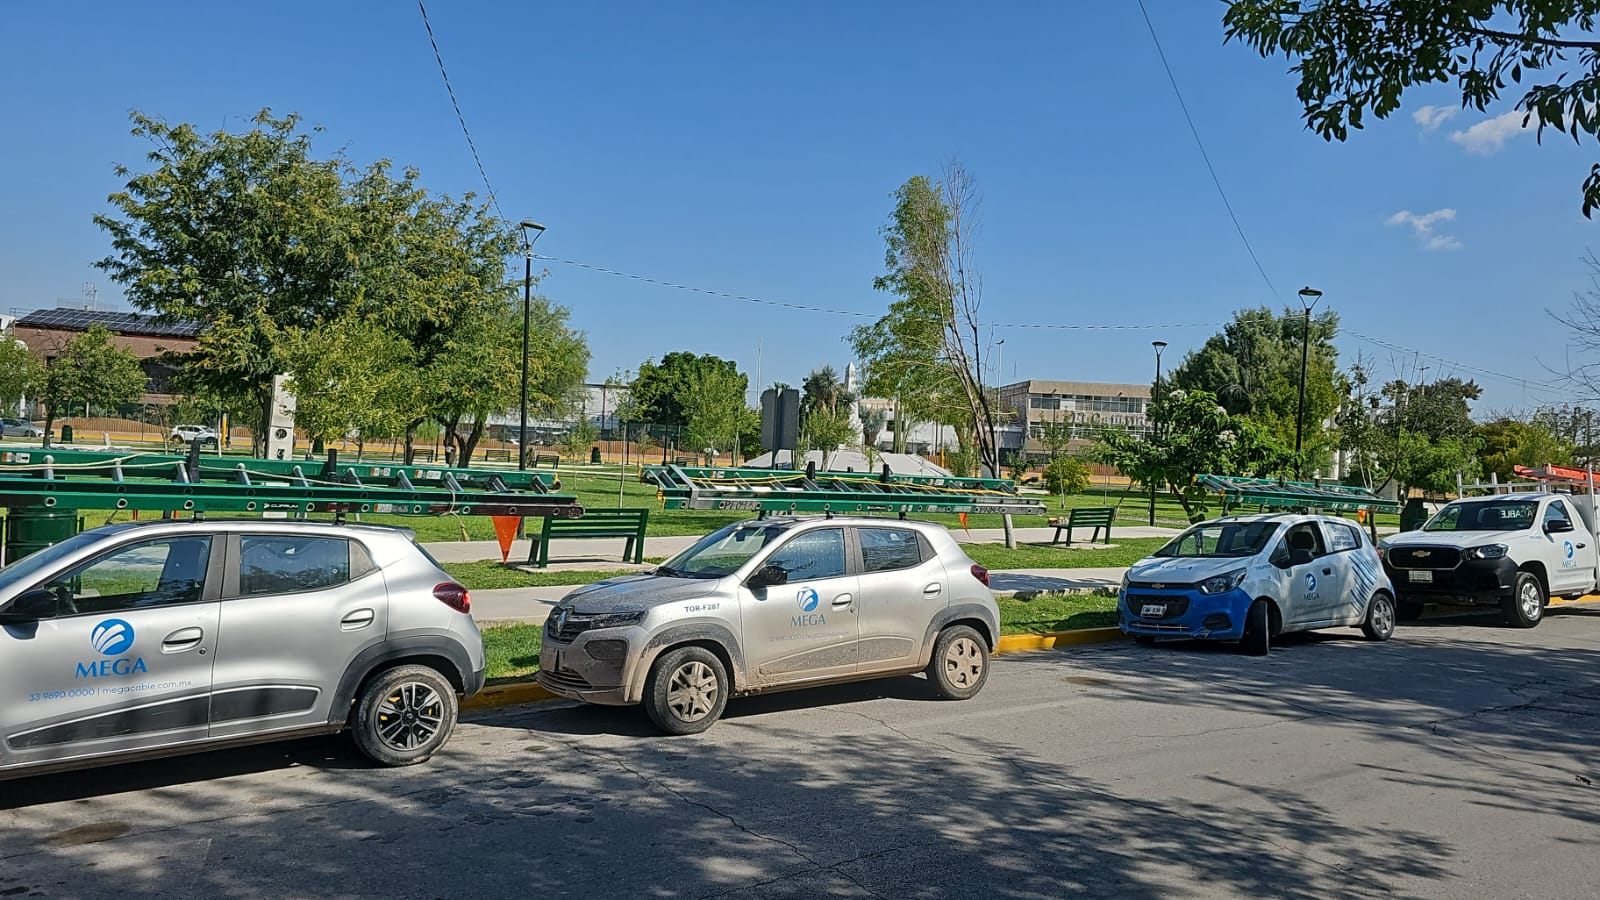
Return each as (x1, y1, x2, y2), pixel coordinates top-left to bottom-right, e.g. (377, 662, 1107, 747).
(1151, 583, 1166, 590)
(1412, 550, 1431, 558)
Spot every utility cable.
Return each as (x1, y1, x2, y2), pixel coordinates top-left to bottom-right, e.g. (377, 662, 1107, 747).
(417, 0, 506, 222)
(1136, 0, 1280, 303)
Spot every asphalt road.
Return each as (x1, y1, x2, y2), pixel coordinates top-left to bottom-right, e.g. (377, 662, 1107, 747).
(4, 609, 1599, 899)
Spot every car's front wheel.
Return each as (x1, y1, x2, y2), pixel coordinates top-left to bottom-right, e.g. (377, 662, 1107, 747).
(1503, 572, 1545, 629)
(644, 646, 729, 735)
(352, 665, 460, 766)
(927, 625, 990, 700)
(1241, 600, 1271, 656)
(1361, 592, 1396, 641)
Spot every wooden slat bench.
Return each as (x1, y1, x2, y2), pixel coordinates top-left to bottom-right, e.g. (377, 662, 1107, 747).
(530, 453, 560, 469)
(529, 508, 649, 568)
(1049, 507, 1114, 546)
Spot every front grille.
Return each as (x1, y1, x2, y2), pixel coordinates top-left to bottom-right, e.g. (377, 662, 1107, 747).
(1387, 546, 1462, 570)
(1126, 594, 1190, 619)
(1128, 580, 1194, 591)
(538, 669, 592, 691)
(1129, 621, 1190, 632)
(545, 612, 597, 643)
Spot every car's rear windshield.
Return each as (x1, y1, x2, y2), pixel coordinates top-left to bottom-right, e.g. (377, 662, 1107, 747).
(1153, 521, 1282, 558)
(1424, 500, 1536, 532)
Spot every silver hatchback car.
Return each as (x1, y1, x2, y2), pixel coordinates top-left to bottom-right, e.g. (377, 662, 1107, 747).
(538, 516, 1000, 734)
(0, 520, 485, 779)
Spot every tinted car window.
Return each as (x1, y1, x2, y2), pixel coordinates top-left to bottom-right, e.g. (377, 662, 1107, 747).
(764, 529, 846, 580)
(239, 536, 350, 595)
(1545, 501, 1573, 528)
(41, 536, 212, 614)
(1327, 523, 1362, 552)
(859, 528, 923, 572)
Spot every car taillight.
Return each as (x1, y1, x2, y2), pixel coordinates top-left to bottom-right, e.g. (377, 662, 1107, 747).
(970, 563, 990, 587)
(433, 582, 470, 613)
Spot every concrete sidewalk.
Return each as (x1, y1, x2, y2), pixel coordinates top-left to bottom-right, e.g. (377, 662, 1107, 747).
(469, 565, 1133, 626)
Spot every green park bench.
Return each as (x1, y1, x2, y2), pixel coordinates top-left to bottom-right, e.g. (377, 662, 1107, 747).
(1049, 507, 1114, 546)
(529, 508, 650, 568)
(530, 453, 560, 468)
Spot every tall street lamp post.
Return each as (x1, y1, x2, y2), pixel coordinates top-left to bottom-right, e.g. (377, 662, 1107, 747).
(1150, 340, 1167, 527)
(1294, 286, 1324, 479)
(517, 220, 547, 470)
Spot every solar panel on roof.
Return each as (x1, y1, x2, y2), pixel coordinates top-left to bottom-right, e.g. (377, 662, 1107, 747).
(16, 307, 201, 338)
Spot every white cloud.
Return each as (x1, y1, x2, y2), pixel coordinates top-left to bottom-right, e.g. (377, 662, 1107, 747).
(1386, 208, 1463, 251)
(1412, 105, 1458, 131)
(1449, 110, 1536, 154)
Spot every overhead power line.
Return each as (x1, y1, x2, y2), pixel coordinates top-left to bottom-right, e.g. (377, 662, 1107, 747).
(1340, 328, 1571, 397)
(417, 0, 506, 222)
(1136, 0, 1280, 303)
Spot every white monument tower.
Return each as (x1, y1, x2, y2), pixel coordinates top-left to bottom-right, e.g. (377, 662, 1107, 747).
(844, 361, 862, 443)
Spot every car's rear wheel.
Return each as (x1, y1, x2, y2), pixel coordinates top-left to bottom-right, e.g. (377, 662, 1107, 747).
(1502, 572, 1545, 629)
(927, 625, 989, 700)
(352, 664, 459, 767)
(1361, 593, 1396, 641)
(644, 646, 729, 735)
(1241, 600, 1270, 656)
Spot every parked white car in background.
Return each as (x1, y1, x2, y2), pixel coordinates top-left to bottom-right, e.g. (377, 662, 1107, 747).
(1, 418, 43, 438)
(170, 424, 219, 447)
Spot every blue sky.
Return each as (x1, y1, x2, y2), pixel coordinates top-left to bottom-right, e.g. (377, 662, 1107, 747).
(0, 1, 1594, 412)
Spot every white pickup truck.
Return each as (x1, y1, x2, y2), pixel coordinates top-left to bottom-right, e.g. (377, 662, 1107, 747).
(1379, 491, 1598, 628)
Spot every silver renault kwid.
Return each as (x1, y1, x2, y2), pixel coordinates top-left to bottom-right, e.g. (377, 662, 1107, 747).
(0, 519, 485, 779)
(538, 516, 1000, 734)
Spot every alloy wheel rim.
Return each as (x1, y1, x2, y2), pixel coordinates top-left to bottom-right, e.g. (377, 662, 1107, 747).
(1520, 582, 1542, 620)
(944, 637, 984, 687)
(1373, 597, 1394, 636)
(667, 660, 719, 722)
(376, 682, 445, 751)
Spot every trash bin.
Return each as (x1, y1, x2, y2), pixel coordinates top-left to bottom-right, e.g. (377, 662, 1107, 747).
(589, 446, 601, 465)
(1399, 497, 1429, 532)
(5, 507, 80, 564)
(60, 424, 73, 443)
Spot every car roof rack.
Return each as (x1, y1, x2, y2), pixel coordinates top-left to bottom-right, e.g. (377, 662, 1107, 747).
(641, 462, 1045, 517)
(1195, 474, 1400, 515)
(0, 446, 584, 522)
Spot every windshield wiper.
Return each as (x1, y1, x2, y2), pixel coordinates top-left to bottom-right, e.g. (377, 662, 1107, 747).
(655, 565, 685, 577)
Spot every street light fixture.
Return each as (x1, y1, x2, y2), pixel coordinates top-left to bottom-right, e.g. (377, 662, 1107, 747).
(517, 220, 547, 470)
(1294, 286, 1324, 479)
(1150, 340, 1168, 526)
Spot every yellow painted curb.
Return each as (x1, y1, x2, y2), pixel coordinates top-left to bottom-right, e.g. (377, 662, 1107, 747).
(995, 628, 1126, 654)
(462, 679, 556, 712)
(1551, 595, 1600, 607)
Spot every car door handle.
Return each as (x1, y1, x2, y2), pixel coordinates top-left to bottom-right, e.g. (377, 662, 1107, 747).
(162, 627, 205, 653)
(1578, 543, 1589, 550)
(923, 582, 943, 596)
(341, 608, 377, 631)
(1321, 567, 1333, 575)
(831, 593, 854, 609)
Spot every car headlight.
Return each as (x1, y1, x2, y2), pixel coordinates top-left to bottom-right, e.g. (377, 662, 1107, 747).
(1198, 568, 1248, 595)
(1376, 540, 1390, 562)
(593, 610, 647, 629)
(1464, 544, 1508, 561)
(1120, 571, 1131, 590)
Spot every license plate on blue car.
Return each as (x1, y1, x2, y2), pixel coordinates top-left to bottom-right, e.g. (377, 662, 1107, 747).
(1140, 604, 1165, 617)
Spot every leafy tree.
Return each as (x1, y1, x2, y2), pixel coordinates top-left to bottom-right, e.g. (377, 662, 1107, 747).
(1096, 389, 1295, 521)
(1172, 307, 1341, 474)
(859, 406, 888, 449)
(631, 352, 742, 428)
(38, 324, 148, 443)
(1476, 416, 1576, 483)
(683, 364, 751, 463)
(1339, 361, 1483, 495)
(1044, 456, 1092, 500)
(1224, 1, 1600, 215)
(282, 315, 414, 457)
(0, 332, 42, 416)
(561, 418, 599, 460)
(802, 365, 851, 414)
(852, 166, 1003, 469)
(1036, 419, 1076, 461)
(801, 404, 857, 470)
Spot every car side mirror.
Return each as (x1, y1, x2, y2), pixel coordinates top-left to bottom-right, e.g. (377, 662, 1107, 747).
(748, 564, 788, 590)
(0, 589, 60, 625)
(1288, 548, 1315, 568)
(1546, 519, 1575, 534)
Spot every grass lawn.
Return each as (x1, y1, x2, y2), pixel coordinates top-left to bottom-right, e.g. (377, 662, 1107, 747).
(442, 561, 649, 590)
(479, 589, 1123, 681)
(962, 538, 1172, 570)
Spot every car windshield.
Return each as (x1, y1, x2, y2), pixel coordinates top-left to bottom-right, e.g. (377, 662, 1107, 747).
(657, 522, 795, 578)
(1424, 500, 1537, 532)
(0, 531, 106, 592)
(1153, 521, 1282, 558)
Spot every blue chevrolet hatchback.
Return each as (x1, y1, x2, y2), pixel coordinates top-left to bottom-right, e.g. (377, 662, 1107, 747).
(1119, 514, 1397, 655)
